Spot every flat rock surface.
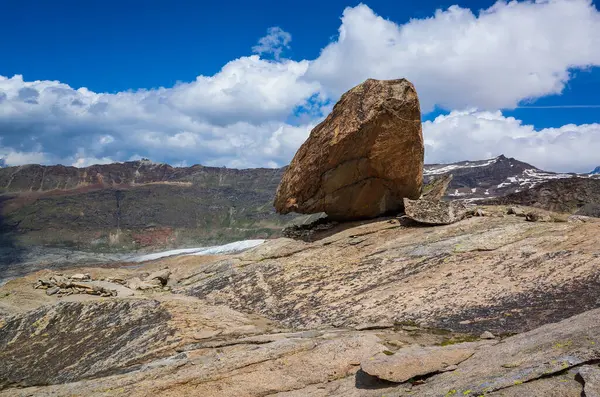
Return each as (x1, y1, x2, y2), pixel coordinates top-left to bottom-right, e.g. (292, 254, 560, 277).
(579, 365, 600, 397)
(416, 307, 600, 396)
(361, 342, 485, 382)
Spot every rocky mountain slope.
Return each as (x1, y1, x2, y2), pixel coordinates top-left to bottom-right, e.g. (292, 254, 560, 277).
(487, 177, 600, 215)
(1, 156, 598, 252)
(424, 154, 598, 200)
(0, 160, 294, 251)
(1, 207, 600, 396)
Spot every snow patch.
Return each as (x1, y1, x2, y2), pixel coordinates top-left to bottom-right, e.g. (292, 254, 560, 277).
(130, 239, 265, 262)
(189, 240, 265, 256)
(424, 156, 499, 176)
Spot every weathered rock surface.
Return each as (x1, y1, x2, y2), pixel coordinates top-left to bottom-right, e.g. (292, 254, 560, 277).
(403, 197, 469, 225)
(525, 211, 553, 222)
(507, 206, 525, 216)
(148, 268, 171, 285)
(579, 365, 600, 397)
(172, 209, 600, 333)
(0, 300, 174, 388)
(415, 307, 600, 396)
(488, 177, 600, 215)
(2, 207, 600, 396)
(128, 268, 172, 290)
(274, 78, 423, 220)
(361, 342, 483, 382)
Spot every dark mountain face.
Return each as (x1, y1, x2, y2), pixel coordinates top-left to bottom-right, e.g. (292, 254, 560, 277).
(424, 155, 589, 201)
(0, 159, 285, 193)
(0, 156, 597, 252)
(486, 178, 600, 214)
(0, 161, 293, 251)
(590, 166, 600, 175)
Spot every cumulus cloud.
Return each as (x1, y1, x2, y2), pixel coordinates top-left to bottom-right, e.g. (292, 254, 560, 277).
(424, 109, 600, 173)
(0, 1, 600, 171)
(0, 148, 48, 167)
(252, 27, 292, 61)
(307, 0, 600, 112)
(0, 65, 320, 168)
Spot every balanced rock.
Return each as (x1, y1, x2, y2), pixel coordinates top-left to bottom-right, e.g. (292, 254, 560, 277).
(274, 78, 423, 220)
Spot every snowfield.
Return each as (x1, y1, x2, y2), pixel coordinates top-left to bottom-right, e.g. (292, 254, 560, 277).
(130, 239, 265, 262)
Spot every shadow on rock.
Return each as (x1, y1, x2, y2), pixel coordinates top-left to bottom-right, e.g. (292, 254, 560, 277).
(0, 195, 25, 280)
(283, 214, 400, 242)
(354, 369, 400, 390)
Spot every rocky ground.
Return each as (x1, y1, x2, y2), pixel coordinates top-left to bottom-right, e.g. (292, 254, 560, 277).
(1, 205, 600, 396)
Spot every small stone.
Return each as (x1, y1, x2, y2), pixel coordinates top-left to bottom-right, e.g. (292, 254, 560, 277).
(525, 211, 552, 222)
(128, 277, 162, 290)
(507, 206, 524, 216)
(480, 331, 495, 339)
(50, 275, 69, 288)
(46, 287, 60, 296)
(147, 269, 171, 286)
(70, 273, 90, 281)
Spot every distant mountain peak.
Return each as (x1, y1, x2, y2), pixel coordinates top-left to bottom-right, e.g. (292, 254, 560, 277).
(590, 166, 600, 175)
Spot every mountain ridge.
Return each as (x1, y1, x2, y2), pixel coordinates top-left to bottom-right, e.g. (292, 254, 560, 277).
(1, 155, 598, 253)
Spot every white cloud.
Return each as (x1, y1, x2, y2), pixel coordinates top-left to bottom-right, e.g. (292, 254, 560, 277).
(70, 148, 114, 168)
(0, 1, 600, 171)
(307, 1, 600, 112)
(424, 109, 600, 173)
(0, 148, 49, 167)
(252, 27, 292, 60)
(0, 63, 320, 168)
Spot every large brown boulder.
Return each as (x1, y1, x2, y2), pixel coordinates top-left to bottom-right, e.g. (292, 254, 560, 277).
(274, 78, 424, 220)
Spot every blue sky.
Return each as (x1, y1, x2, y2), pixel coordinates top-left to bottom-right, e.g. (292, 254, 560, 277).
(0, 0, 599, 172)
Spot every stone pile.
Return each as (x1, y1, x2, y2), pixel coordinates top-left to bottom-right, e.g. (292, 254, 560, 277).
(34, 273, 117, 297)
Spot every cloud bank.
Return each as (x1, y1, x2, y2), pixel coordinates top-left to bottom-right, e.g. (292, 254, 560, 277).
(0, 0, 599, 172)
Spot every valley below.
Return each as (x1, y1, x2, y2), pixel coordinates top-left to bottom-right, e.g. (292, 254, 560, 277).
(1, 155, 598, 256)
